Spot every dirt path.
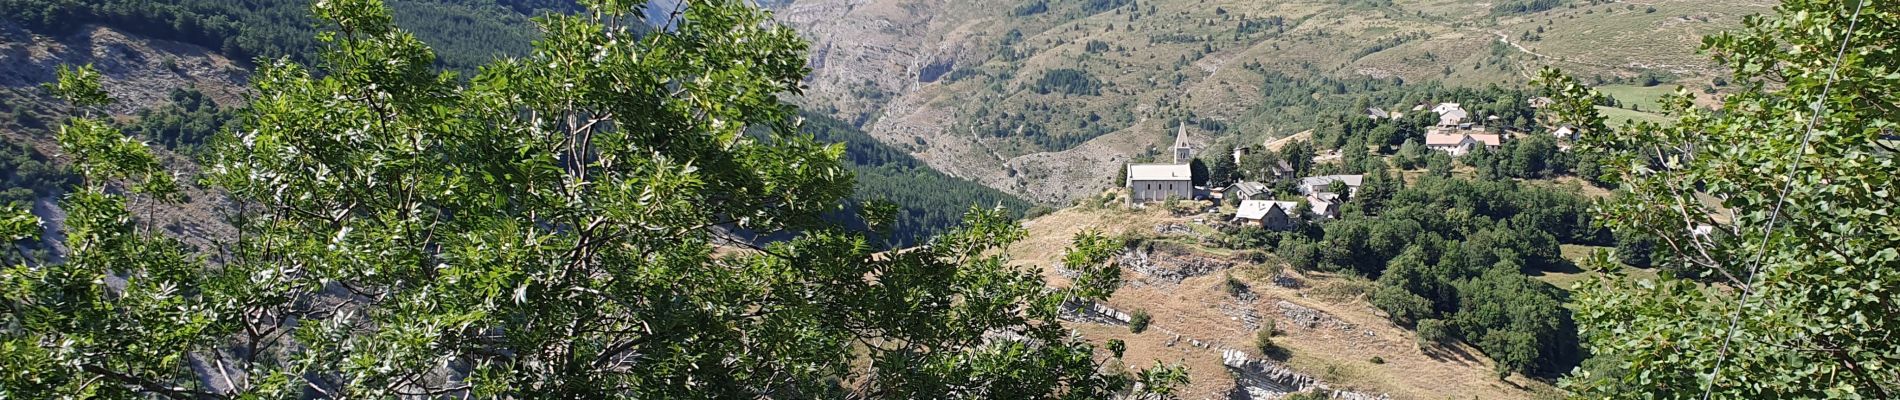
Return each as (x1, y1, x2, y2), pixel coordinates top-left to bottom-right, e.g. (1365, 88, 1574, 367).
(1488, 29, 1624, 78)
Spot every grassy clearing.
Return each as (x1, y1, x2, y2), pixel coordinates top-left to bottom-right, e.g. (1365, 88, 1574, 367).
(1596, 105, 1671, 127)
(1496, 0, 1770, 80)
(1529, 244, 1661, 291)
(1597, 84, 1681, 111)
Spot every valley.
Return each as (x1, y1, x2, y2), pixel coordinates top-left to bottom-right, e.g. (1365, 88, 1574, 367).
(2, 0, 1890, 398)
(776, 0, 1768, 203)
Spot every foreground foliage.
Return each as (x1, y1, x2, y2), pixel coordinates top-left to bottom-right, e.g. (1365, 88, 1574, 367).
(1552, 0, 1899, 397)
(0, 0, 1183, 397)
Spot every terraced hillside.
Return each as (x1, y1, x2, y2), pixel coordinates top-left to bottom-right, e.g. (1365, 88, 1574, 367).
(774, 0, 1769, 203)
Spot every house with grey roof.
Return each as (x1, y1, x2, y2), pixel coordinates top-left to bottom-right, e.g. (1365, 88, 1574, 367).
(1232, 200, 1301, 230)
(1296, 175, 1363, 197)
(1224, 181, 1270, 201)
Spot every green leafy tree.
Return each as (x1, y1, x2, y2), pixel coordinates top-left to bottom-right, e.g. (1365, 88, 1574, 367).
(1396, 139, 1427, 169)
(1424, 151, 1453, 178)
(1189, 158, 1210, 186)
(0, 0, 1186, 398)
(1552, 0, 1900, 397)
(1210, 151, 1239, 188)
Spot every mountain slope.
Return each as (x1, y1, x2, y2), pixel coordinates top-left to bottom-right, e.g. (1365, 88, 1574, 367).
(0, 0, 552, 71)
(0, 10, 1028, 251)
(799, 111, 1034, 246)
(774, 0, 1769, 203)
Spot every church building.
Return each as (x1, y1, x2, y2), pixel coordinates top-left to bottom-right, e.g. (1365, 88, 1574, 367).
(1126, 122, 1196, 203)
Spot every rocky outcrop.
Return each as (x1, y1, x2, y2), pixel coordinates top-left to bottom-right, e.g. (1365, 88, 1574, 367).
(1222, 349, 1389, 400)
(1061, 299, 1132, 325)
(1056, 298, 1389, 400)
(1120, 248, 1230, 285)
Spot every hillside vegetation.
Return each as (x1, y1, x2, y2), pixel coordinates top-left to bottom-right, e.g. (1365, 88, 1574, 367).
(776, 0, 1770, 203)
(0, 0, 555, 71)
(797, 112, 1034, 246)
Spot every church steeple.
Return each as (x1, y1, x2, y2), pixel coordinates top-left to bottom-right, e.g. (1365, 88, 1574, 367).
(1172, 120, 1192, 164)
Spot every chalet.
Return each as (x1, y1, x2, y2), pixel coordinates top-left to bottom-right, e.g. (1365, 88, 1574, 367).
(1433, 103, 1468, 127)
(1267, 159, 1296, 179)
(1233, 200, 1300, 230)
(1297, 175, 1363, 196)
(1225, 181, 1270, 201)
(1306, 193, 1342, 219)
(1424, 132, 1503, 156)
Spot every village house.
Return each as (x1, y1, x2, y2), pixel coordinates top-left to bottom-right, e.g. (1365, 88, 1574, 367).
(1305, 193, 1343, 219)
(1424, 131, 1504, 156)
(1297, 175, 1363, 197)
(1267, 159, 1296, 180)
(1224, 181, 1270, 201)
(1126, 122, 1196, 203)
(1433, 102, 1468, 127)
(1232, 199, 1300, 230)
(1552, 125, 1577, 140)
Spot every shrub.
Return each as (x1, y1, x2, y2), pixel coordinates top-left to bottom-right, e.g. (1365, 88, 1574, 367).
(1416, 318, 1451, 344)
(1129, 309, 1152, 333)
(1222, 273, 1249, 297)
(1369, 356, 1385, 364)
(1255, 327, 1276, 354)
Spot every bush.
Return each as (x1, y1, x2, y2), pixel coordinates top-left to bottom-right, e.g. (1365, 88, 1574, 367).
(1369, 356, 1385, 364)
(1222, 273, 1249, 297)
(1129, 309, 1153, 333)
(1416, 318, 1451, 344)
(1255, 327, 1276, 355)
(1276, 237, 1321, 271)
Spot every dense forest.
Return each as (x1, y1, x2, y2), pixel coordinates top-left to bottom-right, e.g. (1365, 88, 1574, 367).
(797, 112, 1034, 246)
(0, 0, 558, 71)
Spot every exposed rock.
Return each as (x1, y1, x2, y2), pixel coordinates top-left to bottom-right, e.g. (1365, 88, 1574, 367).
(1120, 249, 1229, 285)
(1278, 301, 1348, 330)
(1221, 349, 1390, 400)
(1059, 299, 1131, 325)
(1217, 300, 1262, 331)
(1271, 274, 1302, 289)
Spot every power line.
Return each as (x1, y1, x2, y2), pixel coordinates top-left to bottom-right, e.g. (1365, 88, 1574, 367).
(1698, 0, 1867, 398)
